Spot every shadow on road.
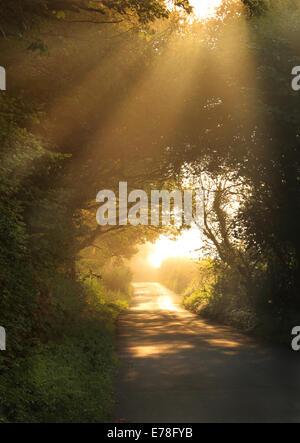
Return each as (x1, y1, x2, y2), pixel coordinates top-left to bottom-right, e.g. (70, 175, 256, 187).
(114, 282, 300, 423)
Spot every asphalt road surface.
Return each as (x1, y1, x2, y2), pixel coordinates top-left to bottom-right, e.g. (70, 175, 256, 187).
(114, 282, 300, 423)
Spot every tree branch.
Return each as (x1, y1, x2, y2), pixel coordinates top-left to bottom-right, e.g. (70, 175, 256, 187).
(65, 19, 123, 24)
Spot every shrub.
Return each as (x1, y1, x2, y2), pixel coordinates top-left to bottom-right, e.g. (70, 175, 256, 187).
(0, 272, 131, 423)
(102, 264, 133, 295)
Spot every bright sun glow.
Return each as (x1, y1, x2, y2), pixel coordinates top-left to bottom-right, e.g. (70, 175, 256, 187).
(148, 228, 203, 269)
(189, 0, 222, 20)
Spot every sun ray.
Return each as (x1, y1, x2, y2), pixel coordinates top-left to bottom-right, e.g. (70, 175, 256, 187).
(189, 0, 222, 21)
(148, 228, 203, 268)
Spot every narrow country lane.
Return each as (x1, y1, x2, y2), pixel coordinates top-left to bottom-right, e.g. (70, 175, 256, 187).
(114, 283, 300, 423)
